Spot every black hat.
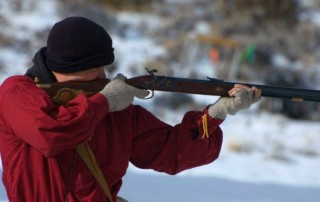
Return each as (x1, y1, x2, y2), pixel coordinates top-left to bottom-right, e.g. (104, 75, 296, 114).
(45, 16, 114, 73)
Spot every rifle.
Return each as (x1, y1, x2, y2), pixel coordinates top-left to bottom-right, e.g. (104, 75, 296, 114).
(37, 69, 320, 103)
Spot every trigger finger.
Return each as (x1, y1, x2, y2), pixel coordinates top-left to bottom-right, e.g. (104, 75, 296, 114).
(135, 89, 149, 99)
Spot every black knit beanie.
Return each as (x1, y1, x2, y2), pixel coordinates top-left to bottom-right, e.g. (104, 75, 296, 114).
(45, 16, 114, 73)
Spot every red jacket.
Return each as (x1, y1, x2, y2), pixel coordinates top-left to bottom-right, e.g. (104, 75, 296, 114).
(0, 76, 223, 202)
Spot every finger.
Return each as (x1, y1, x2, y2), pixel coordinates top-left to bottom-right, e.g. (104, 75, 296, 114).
(234, 84, 251, 90)
(135, 89, 150, 99)
(228, 89, 237, 96)
(229, 88, 245, 97)
(228, 84, 250, 96)
(229, 87, 241, 96)
(228, 86, 244, 96)
(252, 86, 262, 101)
(228, 85, 238, 96)
(252, 86, 261, 96)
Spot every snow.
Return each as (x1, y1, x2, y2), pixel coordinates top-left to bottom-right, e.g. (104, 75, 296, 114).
(0, 0, 59, 36)
(112, 35, 167, 77)
(119, 171, 320, 202)
(0, 0, 320, 201)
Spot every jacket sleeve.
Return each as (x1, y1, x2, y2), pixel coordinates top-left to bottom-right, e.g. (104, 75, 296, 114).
(0, 76, 109, 157)
(130, 105, 223, 175)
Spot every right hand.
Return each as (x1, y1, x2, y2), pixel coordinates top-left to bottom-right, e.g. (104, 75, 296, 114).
(99, 74, 149, 112)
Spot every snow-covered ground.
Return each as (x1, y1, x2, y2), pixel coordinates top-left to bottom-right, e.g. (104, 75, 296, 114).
(0, 0, 320, 201)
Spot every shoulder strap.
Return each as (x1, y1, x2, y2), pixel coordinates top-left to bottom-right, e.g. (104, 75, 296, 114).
(76, 142, 114, 202)
(47, 86, 114, 202)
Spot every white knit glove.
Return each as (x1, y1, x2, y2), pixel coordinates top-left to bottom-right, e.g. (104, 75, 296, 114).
(208, 84, 261, 119)
(99, 74, 149, 112)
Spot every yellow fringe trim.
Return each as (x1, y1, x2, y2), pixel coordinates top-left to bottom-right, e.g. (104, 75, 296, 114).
(201, 113, 209, 139)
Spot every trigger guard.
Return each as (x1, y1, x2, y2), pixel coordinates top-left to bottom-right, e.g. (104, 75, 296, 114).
(144, 90, 154, 99)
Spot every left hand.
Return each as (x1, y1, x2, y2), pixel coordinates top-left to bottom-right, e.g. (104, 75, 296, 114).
(208, 84, 261, 119)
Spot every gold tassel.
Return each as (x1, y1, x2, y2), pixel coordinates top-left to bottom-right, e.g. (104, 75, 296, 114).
(201, 113, 209, 139)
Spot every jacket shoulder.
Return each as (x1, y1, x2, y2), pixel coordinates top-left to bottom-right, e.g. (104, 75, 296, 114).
(0, 76, 37, 99)
(1, 75, 34, 88)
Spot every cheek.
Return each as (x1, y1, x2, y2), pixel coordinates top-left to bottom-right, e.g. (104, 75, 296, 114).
(70, 68, 106, 81)
(97, 69, 106, 79)
(74, 71, 98, 81)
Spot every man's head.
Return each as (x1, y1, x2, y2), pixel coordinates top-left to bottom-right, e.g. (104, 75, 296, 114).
(45, 16, 114, 73)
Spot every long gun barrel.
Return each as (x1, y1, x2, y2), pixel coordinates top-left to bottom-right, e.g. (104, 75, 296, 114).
(37, 70, 320, 102)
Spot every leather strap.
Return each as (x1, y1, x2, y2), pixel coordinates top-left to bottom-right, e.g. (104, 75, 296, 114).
(76, 141, 113, 202)
(47, 85, 114, 202)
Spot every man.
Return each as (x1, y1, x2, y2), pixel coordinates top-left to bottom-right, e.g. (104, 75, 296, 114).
(0, 16, 260, 202)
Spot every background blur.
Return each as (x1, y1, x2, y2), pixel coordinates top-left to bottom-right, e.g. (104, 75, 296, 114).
(0, 0, 320, 201)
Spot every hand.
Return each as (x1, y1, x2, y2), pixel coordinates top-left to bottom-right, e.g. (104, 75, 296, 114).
(99, 74, 149, 112)
(208, 84, 261, 119)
